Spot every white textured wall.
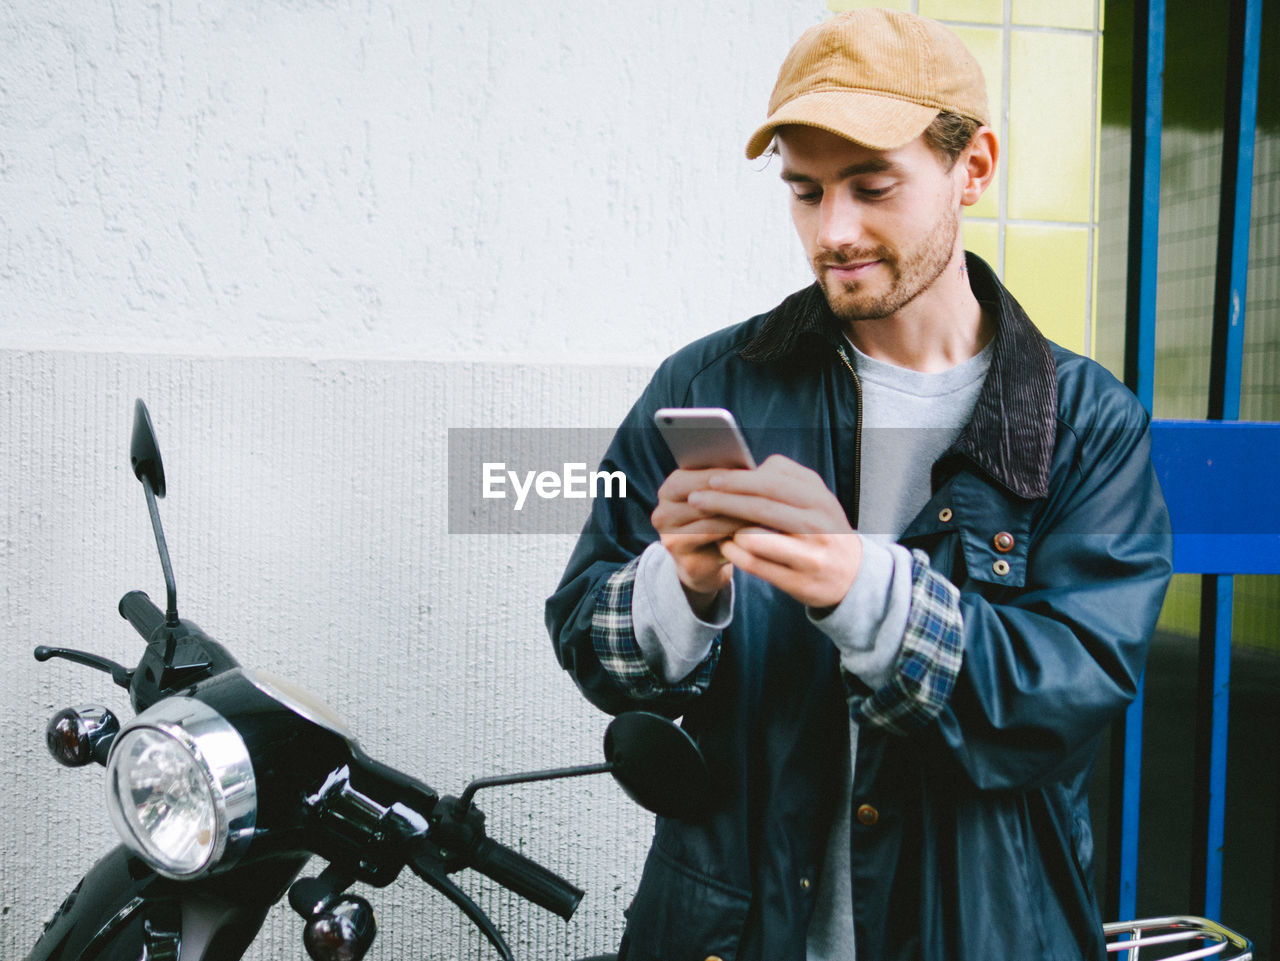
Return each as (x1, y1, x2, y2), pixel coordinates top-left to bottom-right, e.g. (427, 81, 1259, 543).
(2, 0, 814, 361)
(1, 0, 821, 957)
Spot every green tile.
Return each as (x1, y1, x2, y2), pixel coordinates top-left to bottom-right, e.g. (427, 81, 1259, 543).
(921, 0, 1004, 24)
(1008, 30, 1095, 222)
(962, 220, 1000, 269)
(951, 25, 1003, 220)
(1004, 224, 1090, 353)
(1012, 0, 1096, 30)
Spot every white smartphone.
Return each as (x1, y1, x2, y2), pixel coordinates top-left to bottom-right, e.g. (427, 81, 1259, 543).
(653, 407, 757, 470)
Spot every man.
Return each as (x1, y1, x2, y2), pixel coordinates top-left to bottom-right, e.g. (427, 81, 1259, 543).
(546, 9, 1172, 961)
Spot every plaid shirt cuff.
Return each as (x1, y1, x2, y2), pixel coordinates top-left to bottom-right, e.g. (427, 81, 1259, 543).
(591, 557, 719, 701)
(851, 549, 964, 736)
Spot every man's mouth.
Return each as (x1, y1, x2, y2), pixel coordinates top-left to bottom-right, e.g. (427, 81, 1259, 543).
(822, 258, 881, 280)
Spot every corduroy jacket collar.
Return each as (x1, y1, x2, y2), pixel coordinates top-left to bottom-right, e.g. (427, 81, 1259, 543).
(737, 252, 1056, 499)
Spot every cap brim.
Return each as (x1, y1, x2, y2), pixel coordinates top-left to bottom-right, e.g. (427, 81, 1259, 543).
(745, 90, 940, 159)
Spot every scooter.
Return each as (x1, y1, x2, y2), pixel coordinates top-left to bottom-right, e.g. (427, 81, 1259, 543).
(24, 401, 1256, 961)
(25, 399, 710, 961)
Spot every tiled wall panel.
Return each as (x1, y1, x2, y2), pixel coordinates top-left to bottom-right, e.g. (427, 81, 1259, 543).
(831, 0, 1103, 355)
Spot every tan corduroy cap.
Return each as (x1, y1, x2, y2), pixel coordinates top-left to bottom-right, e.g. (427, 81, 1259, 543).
(745, 8, 990, 159)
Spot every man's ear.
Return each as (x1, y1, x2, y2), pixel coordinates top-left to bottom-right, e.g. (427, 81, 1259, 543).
(959, 127, 998, 207)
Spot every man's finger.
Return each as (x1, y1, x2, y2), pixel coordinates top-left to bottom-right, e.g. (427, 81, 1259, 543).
(686, 488, 813, 533)
(720, 538, 800, 591)
(730, 526, 815, 568)
(659, 466, 754, 501)
(654, 496, 747, 532)
(703, 460, 831, 510)
(660, 516, 745, 546)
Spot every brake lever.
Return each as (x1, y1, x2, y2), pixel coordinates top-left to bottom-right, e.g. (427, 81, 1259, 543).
(409, 851, 514, 961)
(34, 645, 134, 689)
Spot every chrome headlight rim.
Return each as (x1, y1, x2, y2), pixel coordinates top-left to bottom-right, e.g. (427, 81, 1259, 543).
(105, 697, 257, 880)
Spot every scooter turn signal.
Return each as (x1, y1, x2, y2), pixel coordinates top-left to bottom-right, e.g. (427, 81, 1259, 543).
(45, 705, 119, 767)
(302, 895, 377, 961)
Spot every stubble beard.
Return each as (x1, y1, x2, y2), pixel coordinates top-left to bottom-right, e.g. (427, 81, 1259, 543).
(815, 204, 960, 323)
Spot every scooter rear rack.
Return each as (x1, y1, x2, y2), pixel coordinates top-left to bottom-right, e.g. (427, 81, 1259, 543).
(1104, 916, 1253, 960)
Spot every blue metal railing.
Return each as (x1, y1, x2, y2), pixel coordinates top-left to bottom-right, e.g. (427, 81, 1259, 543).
(1113, 0, 1269, 928)
(1111, 0, 1165, 924)
(1192, 0, 1264, 922)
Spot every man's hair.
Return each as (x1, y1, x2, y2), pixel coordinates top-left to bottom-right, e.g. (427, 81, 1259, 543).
(922, 111, 982, 167)
(764, 112, 981, 166)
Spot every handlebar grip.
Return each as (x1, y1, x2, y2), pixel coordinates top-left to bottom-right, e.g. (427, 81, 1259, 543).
(119, 590, 164, 641)
(470, 837, 584, 921)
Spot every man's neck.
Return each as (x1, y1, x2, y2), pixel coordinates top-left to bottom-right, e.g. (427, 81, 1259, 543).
(843, 253, 992, 373)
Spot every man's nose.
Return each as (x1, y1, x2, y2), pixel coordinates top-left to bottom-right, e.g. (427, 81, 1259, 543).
(816, 192, 863, 252)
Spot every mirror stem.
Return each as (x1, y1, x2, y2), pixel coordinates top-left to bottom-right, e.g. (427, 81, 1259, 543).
(459, 762, 614, 810)
(141, 476, 179, 627)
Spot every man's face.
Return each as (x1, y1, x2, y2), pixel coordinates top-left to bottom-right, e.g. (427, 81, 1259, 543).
(775, 125, 966, 324)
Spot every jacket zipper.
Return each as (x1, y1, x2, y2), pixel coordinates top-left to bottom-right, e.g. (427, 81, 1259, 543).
(834, 343, 863, 528)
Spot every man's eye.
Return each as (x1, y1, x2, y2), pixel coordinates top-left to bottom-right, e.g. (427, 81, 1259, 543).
(858, 185, 893, 200)
(791, 188, 821, 205)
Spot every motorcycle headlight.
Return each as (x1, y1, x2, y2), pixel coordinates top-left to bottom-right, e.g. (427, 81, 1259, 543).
(105, 698, 257, 879)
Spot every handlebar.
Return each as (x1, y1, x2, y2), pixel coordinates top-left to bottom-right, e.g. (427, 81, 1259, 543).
(321, 750, 582, 923)
(119, 590, 165, 641)
(111, 590, 588, 933)
(470, 836, 583, 921)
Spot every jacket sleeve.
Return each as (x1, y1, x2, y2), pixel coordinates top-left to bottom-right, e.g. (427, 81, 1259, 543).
(848, 550, 965, 735)
(589, 555, 721, 701)
(544, 366, 721, 718)
(861, 390, 1173, 792)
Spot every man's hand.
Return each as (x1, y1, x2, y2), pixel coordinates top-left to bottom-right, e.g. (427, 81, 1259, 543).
(651, 468, 749, 618)
(686, 454, 862, 610)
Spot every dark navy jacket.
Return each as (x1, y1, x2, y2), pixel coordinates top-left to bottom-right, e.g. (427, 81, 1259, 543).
(546, 255, 1173, 961)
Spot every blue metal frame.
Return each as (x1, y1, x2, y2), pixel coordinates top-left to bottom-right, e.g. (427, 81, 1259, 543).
(1149, 415, 1279, 917)
(1122, 0, 1164, 413)
(1207, 0, 1262, 426)
(1112, 0, 1164, 924)
(1148, 422, 1280, 574)
(1114, 0, 1265, 927)
(1190, 0, 1263, 922)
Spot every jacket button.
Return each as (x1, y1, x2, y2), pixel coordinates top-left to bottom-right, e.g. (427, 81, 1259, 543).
(800, 876, 812, 891)
(993, 559, 1011, 576)
(705, 957, 725, 961)
(856, 803, 879, 826)
(938, 507, 953, 523)
(993, 531, 1015, 552)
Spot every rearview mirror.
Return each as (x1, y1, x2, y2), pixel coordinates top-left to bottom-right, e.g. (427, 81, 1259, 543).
(130, 399, 166, 498)
(604, 712, 711, 821)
